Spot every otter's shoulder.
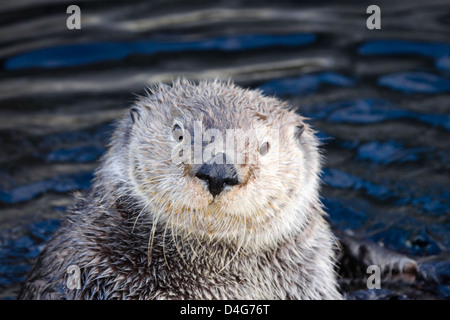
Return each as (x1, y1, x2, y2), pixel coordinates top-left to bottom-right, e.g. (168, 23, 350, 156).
(18, 192, 140, 299)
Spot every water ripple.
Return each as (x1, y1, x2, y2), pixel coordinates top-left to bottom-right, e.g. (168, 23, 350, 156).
(5, 33, 316, 70)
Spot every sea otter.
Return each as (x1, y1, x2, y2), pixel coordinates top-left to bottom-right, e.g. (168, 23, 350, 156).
(19, 79, 342, 300)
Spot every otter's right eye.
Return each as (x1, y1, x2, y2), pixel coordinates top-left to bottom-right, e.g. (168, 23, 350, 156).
(295, 124, 305, 140)
(259, 142, 270, 156)
(172, 124, 184, 142)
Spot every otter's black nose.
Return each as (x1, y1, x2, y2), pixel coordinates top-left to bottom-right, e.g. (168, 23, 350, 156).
(195, 161, 239, 197)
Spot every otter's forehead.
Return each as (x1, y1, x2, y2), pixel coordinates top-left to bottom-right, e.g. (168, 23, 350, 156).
(148, 79, 288, 131)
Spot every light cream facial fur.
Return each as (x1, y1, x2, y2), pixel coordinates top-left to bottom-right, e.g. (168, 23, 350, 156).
(100, 79, 322, 250)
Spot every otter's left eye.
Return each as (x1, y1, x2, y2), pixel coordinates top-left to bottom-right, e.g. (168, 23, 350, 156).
(172, 124, 184, 142)
(259, 142, 270, 156)
(295, 124, 305, 140)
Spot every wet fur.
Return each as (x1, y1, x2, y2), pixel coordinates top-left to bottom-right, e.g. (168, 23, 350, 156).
(19, 79, 342, 300)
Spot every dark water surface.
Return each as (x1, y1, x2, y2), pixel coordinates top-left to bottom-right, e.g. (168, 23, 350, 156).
(0, 0, 449, 299)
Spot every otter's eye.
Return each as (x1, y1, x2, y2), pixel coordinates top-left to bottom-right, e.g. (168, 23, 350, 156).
(259, 142, 270, 156)
(295, 124, 305, 140)
(172, 124, 184, 142)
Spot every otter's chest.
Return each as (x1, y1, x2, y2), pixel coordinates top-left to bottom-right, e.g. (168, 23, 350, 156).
(140, 250, 309, 300)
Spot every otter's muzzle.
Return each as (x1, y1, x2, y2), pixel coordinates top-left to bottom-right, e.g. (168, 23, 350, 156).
(194, 153, 239, 197)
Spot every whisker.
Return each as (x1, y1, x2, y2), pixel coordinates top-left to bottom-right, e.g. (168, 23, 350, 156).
(170, 211, 190, 268)
(217, 233, 248, 274)
(162, 218, 171, 270)
(131, 202, 150, 233)
(147, 203, 163, 269)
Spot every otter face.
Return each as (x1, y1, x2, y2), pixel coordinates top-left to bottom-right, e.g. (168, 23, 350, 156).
(126, 80, 321, 246)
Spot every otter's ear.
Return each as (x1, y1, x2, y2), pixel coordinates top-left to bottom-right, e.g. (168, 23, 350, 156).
(294, 124, 305, 140)
(130, 107, 141, 124)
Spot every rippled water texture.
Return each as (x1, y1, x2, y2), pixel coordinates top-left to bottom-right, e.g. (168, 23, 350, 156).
(0, 0, 449, 299)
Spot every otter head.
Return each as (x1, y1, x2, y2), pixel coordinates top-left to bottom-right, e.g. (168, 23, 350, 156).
(104, 79, 322, 249)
